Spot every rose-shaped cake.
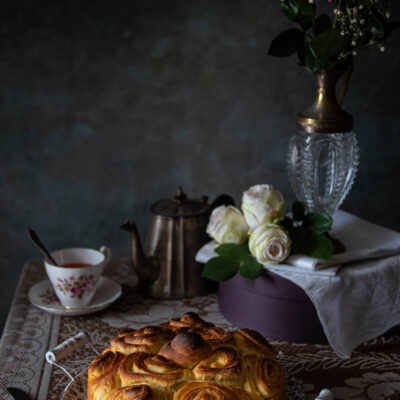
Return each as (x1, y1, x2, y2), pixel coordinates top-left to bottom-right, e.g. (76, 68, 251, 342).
(88, 313, 286, 400)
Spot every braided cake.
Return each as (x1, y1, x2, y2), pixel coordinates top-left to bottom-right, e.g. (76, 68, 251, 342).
(88, 312, 286, 400)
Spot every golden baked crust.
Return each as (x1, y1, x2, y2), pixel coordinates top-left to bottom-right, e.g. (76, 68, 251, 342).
(166, 312, 214, 330)
(192, 346, 242, 384)
(88, 351, 125, 400)
(106, 326, 175, 356)
(107, 385, 154, 400)
(233, 329, 277, 360)
(186, 327, 234, 349)
(174, 381, 252, 400)
(88, 313, 286, 400)
(119, 352, 188, 396)
(158, 332, 211, 369)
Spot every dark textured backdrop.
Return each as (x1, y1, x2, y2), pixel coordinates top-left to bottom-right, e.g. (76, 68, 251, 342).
(1, 0, 399, 332)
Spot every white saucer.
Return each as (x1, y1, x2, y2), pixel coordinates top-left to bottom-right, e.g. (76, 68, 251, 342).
(28, 277, 122, 316)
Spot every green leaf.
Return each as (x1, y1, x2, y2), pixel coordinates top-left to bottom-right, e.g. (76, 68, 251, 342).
(290, 226, 308, 254)
(303, 234, 334, 260)
(308, 29, 347, 67)
(281, 0, 297, 22)
(281, 0, 316, 25)
(239, 258, 263, 281)
(292, 201, 305, 221)
(304, 51, 320, 73)
(215, 243, 250, 260)
(298, 43, 320, 72)
(313, 14, 332, 36)
(201, 257, 239, 281)
(303, 213, 332, 235)
(269, 29, 305, 58)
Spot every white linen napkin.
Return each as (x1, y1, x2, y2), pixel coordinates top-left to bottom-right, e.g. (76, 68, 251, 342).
(275, 254, 400, 358)
(300, 209, 400, 269)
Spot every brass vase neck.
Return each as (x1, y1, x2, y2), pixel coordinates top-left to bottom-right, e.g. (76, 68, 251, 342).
(296, 69, 353, 134)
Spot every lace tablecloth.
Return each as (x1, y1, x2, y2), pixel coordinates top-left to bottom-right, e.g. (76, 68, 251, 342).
(0, 260, 399, 400)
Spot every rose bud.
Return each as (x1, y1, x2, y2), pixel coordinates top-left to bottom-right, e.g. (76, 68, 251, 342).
(241, 184, 285, 230)
(206, 206, 249, 245)
(249, 224, 291, 264)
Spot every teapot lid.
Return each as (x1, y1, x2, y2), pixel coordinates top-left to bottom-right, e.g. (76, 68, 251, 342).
(150, 187, 210, 218)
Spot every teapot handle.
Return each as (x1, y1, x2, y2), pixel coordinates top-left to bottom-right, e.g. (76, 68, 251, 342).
(210, 194, 235, 210)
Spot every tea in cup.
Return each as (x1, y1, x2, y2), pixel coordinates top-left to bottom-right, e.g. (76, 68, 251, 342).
(44, 246, 111, 308)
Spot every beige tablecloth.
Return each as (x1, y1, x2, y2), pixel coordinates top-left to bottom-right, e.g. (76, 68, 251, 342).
(0, 260, 399, 400)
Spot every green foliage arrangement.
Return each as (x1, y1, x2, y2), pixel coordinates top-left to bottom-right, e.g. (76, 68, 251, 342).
(268, 0, 394, 72)
(274, 201, 333, 259)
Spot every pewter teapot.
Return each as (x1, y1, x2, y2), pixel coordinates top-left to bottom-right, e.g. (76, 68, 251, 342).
(121, 187, 233, 299)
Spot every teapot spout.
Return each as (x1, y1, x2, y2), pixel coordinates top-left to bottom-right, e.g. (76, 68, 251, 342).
(120, 220, 159, 285)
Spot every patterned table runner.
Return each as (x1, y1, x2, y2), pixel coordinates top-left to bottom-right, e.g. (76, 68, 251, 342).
(0, 260, 399, 400)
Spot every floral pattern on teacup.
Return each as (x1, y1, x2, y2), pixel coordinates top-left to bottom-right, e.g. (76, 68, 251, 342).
(39, 289, 60, 305)
(55, 274, 98, 299)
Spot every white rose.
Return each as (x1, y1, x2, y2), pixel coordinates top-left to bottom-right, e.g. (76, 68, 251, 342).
(206, 206, 249, 245)
(249, 224, 291, 264)
(241, 184, 285, 230)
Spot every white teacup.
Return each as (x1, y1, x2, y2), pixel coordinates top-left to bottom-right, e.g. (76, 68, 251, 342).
(44, 246, 111, 308)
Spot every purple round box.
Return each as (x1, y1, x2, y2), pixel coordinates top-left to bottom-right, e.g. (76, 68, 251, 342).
(219, 271, 328, 344)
